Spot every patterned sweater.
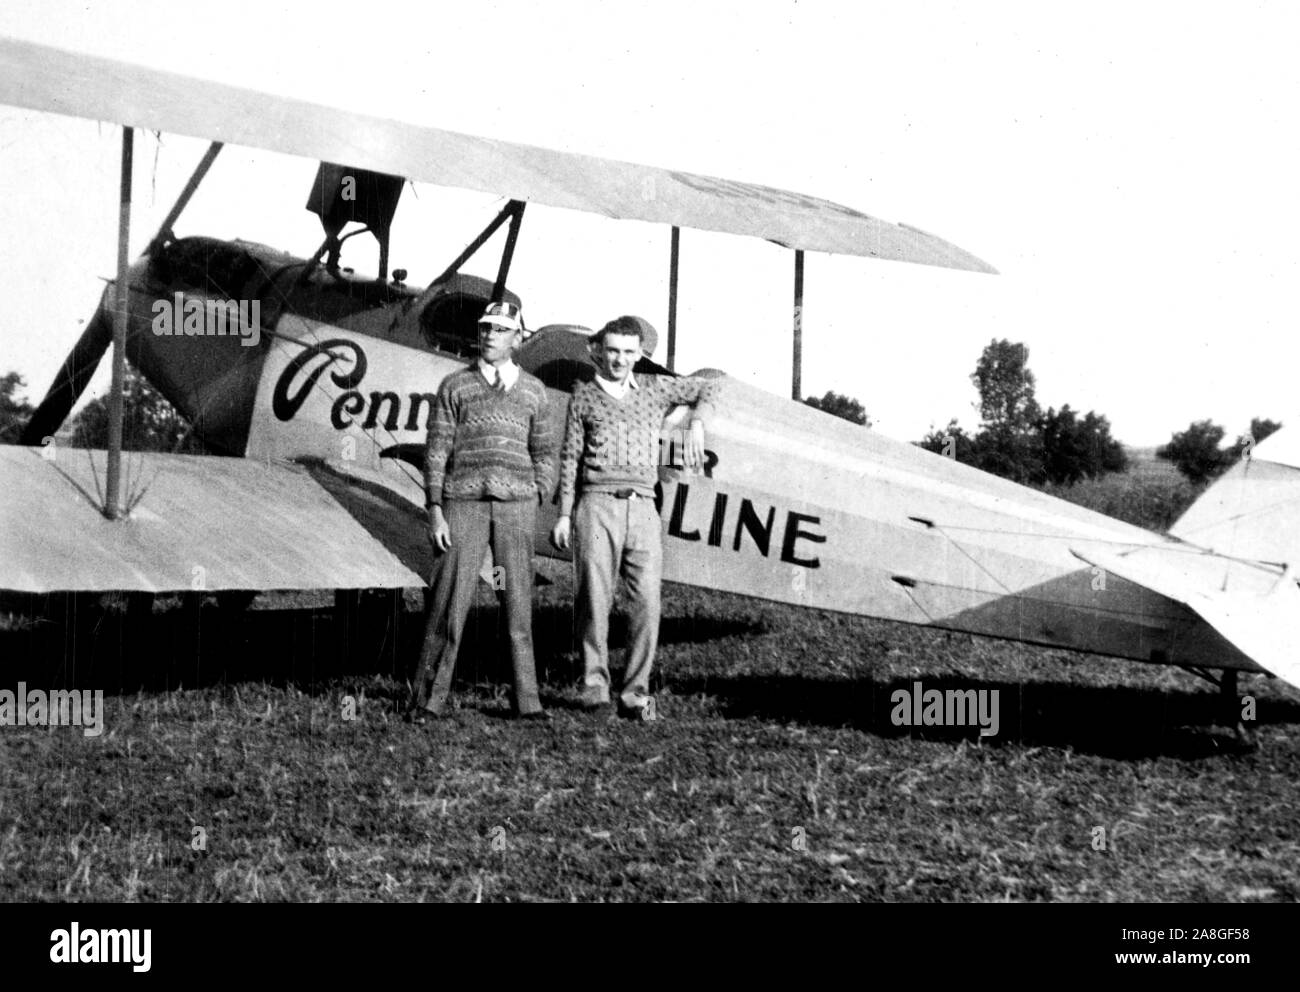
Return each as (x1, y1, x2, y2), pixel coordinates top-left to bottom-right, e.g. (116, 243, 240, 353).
(424, 366, 556, 506)
(558, 374, 718, 516)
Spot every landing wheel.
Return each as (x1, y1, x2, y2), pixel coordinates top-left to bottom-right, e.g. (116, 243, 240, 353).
(1217, 670, 1258, 749)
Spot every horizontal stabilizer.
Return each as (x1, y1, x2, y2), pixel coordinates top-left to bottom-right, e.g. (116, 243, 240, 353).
(1070, 545, 1300, 690)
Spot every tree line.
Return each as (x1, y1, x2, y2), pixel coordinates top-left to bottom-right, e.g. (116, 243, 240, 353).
(0, 366, 205, 452)
(803, 339, 1278, 488)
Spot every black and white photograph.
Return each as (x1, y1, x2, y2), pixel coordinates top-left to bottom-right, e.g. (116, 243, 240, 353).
(0, 0, 1294, 952)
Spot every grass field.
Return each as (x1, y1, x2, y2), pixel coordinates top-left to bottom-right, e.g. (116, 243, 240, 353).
(1, 454, 1298, 902)
(1039, 446, 1203, 532)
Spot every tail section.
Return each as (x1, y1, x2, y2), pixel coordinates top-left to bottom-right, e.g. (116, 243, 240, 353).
(1068, 427, 1300, 690)
(1070, 546, 1300, 690)
(1169, 427, 1300, 568)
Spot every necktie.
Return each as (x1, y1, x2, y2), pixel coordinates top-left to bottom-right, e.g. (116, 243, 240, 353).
(492, 371, 507, 393)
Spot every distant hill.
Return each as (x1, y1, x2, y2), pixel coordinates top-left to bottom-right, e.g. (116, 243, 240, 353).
(1123, 445, 1184, 485)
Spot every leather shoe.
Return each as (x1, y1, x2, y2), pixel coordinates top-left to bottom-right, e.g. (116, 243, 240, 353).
(618, 698, 658, 722)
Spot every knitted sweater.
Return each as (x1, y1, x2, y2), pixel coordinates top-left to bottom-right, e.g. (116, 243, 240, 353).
(558, 374, 717, 516)
(424, 366, 556, 506)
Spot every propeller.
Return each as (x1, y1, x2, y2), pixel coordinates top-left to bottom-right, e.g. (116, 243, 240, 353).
(19, 305, 113, 445)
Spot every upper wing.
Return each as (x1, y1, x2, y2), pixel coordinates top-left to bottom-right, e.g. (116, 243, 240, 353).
(0, 37, 995, 273)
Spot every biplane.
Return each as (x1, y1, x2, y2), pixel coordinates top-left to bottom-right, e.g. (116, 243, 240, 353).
(2, 37, 1297, 736)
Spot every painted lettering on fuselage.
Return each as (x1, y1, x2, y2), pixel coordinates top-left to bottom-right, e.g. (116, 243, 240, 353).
(266, 334, 828, 566)
(271, 338, 436, 433)
(665, 483, 826, 568)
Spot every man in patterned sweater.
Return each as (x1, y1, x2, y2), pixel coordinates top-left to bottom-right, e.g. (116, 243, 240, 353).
(409, 301, 556, 722)
(551, 316, 717, 720)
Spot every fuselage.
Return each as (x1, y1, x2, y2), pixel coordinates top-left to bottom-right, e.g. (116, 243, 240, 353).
(108, 236, 1258, 676)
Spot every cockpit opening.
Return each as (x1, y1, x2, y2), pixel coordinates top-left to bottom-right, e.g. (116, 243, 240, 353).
(419, 274, 523, 358)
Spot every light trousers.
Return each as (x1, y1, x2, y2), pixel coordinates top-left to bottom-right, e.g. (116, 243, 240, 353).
(574, 492, 663, 709)
(412, 498, 542, 715)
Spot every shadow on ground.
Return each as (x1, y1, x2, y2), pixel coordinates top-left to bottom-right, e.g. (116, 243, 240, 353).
(670, 671, 1297, 759)
(0, 591, 760, 695)
(2, 591, 1292, 759)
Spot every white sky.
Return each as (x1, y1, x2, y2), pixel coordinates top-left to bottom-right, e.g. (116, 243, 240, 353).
(0, 0, 1296, 446)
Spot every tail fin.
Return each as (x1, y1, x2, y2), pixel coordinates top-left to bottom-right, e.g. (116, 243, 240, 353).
(1069, 428, 1300, 690)
(1070, 546, 1300, 690)
(1169, 427, 1300, 568)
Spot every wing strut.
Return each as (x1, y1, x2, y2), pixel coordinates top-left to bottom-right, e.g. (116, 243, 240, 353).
(104, 125, 134, 520)
(666, 226, 680, 371)
(148, 141, 223, 253)
(428, 199, 521, 289)
(791, 249, 804, 401)
(492, 200, 526, 303)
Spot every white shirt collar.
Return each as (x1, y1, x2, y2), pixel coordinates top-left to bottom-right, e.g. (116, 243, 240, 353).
(478, 358, 520, 390)
(594, 371, 637, 399)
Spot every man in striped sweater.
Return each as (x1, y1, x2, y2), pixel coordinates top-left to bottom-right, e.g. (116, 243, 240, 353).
(551, 316, 717, 721)
(409, 301, 556, 722)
